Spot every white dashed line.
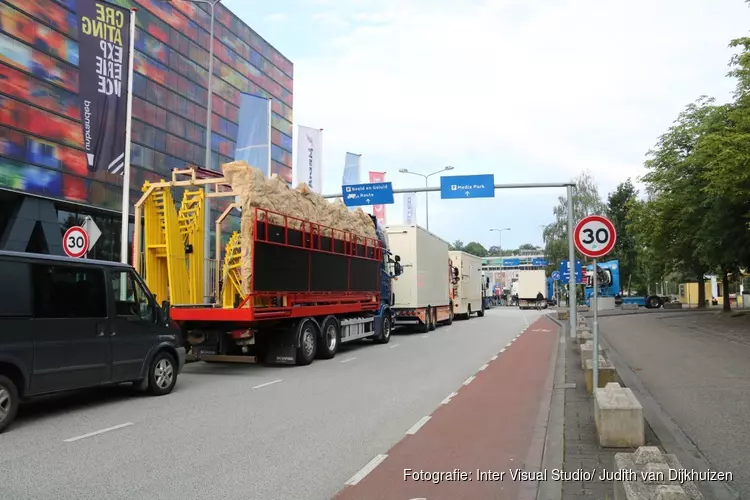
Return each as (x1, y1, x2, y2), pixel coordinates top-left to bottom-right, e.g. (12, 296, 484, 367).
(406, 416, 432, 435)
(500, 348, 506, 353)
(524, 316, 529, 327)
(441, 392, 458, 405)
(64, 422, 133, 443)
(463, 375, 476, 386)
(252, 379, 283, 389)
(506, 342, 513, 348)
(345, 454, 388, 485)
(340, 357, 357, 363)
(390, 344, 401, 348)
(478, 363, 489, 371)
(491, 355, 498, 361)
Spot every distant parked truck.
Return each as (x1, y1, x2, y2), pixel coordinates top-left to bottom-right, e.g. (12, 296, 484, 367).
(516, 269, 547, 309)
(384, 225, 453, 332)
(449, 250, 485, 319)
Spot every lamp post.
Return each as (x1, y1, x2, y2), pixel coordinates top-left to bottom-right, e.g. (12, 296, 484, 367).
(398, 166, 453, 231)
(170, 0, 221, 302)
(490, 227, 510, 255)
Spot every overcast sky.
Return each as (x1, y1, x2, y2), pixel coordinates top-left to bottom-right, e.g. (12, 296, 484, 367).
(227, 0, 750, 250)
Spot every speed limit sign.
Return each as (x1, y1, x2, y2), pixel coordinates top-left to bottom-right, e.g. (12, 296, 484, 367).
(63, 226, 89, 258)
(574, 215, 616, 258)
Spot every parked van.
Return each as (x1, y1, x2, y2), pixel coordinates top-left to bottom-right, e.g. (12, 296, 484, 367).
(0, 251, 185, 433)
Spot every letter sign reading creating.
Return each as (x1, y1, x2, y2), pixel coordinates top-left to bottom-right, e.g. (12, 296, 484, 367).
(574, 215, 616, 258)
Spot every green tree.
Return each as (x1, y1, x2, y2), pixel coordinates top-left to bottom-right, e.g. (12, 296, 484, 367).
(606, 180, 639, 294)
(543, 171, 606, 266)
(462, 241, 488, 257)
(449, 239, 464, 251)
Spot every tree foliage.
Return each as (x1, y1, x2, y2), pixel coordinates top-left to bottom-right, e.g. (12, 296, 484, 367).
(606, 180, 639, 293)
(462, 242, 488, 257)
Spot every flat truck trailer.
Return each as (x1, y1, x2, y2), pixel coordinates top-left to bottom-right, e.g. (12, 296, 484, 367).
(449, 250, 485, 319)
(384, 225, 452, 332)
(133, 167, 403, 366)
(516, 269, 547, 309)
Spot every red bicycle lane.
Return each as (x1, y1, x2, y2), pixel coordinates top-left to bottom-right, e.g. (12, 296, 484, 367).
(334, 316, 559, 500)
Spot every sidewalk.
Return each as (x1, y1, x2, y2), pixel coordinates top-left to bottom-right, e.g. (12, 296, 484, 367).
(600, 312, 747, 499)
(334, 317, 559, 500)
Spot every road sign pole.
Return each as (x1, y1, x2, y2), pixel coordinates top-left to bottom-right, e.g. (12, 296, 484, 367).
(592, 258, 599, 391)
(567, 185, 576, 338)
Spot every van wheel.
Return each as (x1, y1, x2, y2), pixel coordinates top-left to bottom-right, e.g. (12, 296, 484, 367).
(296, 319, 318, 365)
(147, 352, 177, 396)
(0, 375, 19, 433)
(374, 314, 392, 344)
(317, 316, 340, 359)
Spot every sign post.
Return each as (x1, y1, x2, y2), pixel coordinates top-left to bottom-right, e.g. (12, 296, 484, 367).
(63, 226, 90, 259)
(573, 215, 617, 392)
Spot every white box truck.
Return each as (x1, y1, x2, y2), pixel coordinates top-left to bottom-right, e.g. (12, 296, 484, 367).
(449, 250, 485, 319)
(516, 269, 547, 309)
(384, 225, 452, 332)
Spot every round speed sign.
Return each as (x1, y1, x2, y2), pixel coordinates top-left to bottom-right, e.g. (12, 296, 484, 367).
(574, 215, 617, 258)
(63, 226, 90, 258)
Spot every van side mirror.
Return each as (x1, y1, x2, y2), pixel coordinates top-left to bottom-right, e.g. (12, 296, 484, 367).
(394, 262, 403, 277)
(452, 267, 459, 280)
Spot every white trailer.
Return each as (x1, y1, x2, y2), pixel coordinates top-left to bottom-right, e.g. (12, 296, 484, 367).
(449, 250, 484, 319)
(516, 269, 547, 309)
(384, 225, 452, 332)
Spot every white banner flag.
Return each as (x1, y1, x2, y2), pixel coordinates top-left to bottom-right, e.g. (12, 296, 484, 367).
(403, 193, 417, 224)
(296, 126, 323, 192)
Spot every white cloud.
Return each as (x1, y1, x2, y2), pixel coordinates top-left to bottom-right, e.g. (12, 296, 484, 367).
(288, 0, 750, 245)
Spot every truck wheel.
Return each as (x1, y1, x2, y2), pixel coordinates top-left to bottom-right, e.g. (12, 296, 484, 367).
(147, 351, 177, 396)
(317, 316, 340, 359)
(296, 319, 318, 366)
(445, 303, 454, 325)
(420, 307, 431, 333)
(646, 296, 663, 309)
(477, 304, 485, 317)
(0, 375, 19, 434)
(429, 309, 437, 331)
(466, 304, 472, 320)
(374, 314, 392, 344)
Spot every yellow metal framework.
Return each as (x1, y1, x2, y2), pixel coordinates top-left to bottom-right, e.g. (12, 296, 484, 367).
(133, 168, 239, 306)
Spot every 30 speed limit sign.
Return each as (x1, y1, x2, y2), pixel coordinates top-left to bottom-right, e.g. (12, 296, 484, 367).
(63, 226, 89, 258)
(574, 215, 617, 258)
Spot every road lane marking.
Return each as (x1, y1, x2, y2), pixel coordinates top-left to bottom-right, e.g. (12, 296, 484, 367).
(421, 335, 429, 339)
(340, 357, 357, 363)
(406, 416, 432, 435)
(64, 422, 133, 443)
(524, 316, 529, 327)
(500, 348, 506, 353)
(390, 344, 401, 348)
(478, 363, 489, 371)
(345, 454, 388, 485)
(252, 379, 283, 389)
(463, 375, 476, 386)
(506, 342, 513, 347)
(441, 392, 458, 405)
(491, 355, 498, 360)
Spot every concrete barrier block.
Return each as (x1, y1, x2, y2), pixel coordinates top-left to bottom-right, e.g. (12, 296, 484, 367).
(594, 383, 644, 448)
(557, 310, 569, 320)
(613, 446, 703, 500)
(576, 329, 592, 344)
(663, 302, 682, 310)
(621, 303, 638, 311)
(585, 356, 618, 393)
(580, 340, 603, 368)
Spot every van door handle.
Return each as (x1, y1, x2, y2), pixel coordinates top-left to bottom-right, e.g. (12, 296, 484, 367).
(110, 330, 116, 336)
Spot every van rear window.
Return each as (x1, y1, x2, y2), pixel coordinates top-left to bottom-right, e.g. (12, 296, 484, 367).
(31, 264, 107, 318)
(0, 260, 31, 317)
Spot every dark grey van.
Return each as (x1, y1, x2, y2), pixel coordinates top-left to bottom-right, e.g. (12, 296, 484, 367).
(0, 251, 185, 433)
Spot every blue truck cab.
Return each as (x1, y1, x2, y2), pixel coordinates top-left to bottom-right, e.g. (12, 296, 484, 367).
(584, 259, 665, 309)
(369, 216, 403, 333)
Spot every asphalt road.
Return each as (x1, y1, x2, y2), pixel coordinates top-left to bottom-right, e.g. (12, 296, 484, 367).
(1, 307, 548, 500)
(600, 313, 750, 499)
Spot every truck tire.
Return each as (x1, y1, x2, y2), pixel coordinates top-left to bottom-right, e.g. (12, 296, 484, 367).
(296, 319, 318, 366)
(466, 305, 472, 320)
(147, 351, 178, 396)
(477, 303, 485, 317)
(420, 307, 431, 333)
(317, 316, 340, 359)
(646, 296, 663, 309)
(374, 314, 392, 344)
(0, 375, 19, 434)
(445, 303, 454, 325)
(429, 309, 437, 331)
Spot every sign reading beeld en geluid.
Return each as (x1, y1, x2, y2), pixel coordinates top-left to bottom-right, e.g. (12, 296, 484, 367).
(77, 0, 132, 175)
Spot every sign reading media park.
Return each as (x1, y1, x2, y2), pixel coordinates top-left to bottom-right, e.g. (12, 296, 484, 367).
(440, 174, 495, 199)
(77, 0, 132, 175)
(342, 182, 395, 207)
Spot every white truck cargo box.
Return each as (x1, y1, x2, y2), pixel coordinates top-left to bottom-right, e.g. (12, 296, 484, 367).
(517, 269, 547, 308)
(384, 225, 450, 309)
(448, 250, 484, 317)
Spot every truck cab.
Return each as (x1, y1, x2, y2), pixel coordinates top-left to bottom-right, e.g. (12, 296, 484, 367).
(369, 215, 402, 308)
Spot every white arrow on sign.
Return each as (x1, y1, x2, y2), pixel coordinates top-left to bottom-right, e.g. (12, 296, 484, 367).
(366, 199, 371, 203)
(465, 191, 470, 196)
(82, 216, 101, 254)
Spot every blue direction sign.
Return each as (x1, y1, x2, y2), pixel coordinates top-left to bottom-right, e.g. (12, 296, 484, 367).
(440, 174, 495, 199)
(503, 258, 520, 267)
(342, 182, 395, 207)
(532, 258, 549, 267)
(559, 259, 584, 285)
(551, 270, 561, 281)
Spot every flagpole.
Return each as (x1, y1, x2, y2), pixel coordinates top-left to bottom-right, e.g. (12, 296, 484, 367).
(120, 8, 136, 265)
(267, 97, 272, 177)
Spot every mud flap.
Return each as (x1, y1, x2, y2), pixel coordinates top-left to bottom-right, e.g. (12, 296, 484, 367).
(263, 324, 298, 365)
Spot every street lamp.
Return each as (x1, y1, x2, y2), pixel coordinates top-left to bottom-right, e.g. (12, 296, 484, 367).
(490, 227, 510, 255)
(170, 0, 221, 302)
(398, 166, 454, 231)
